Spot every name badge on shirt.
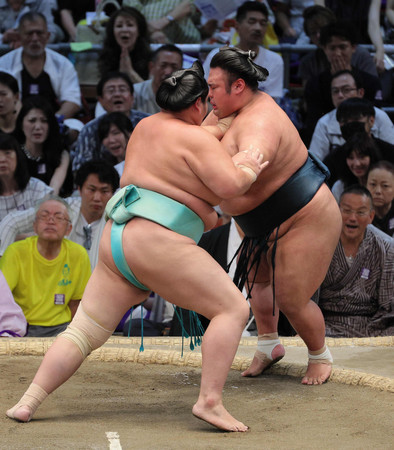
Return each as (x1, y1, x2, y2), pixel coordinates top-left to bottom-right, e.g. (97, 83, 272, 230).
(360, 268, 370, 280)
(29, 84, 39, 95)
(54, 294, 65, 305)
(37, 163, 46, 174)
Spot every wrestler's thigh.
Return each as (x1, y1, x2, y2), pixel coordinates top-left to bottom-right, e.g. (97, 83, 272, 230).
(81, 222, 150, 330)
(245, 250, 271, 285)
(267, 187, 342, 308)
(122, 219, 248, 320)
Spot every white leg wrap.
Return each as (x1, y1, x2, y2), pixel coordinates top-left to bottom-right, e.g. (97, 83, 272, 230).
(308, 345, 333, 365)
(256, 333, 281, 359)
(6, 383, 48, 421)
(58, 304, 113, 358)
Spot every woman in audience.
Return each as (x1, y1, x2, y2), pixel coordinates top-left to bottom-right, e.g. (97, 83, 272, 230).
(0, 134, 53, 221)
(15, 96, 73, 197)
(367, 160, 394, 237)
(331, 131, 381, 201)
(0, 71, 20, 137)
(98, 112, 133, 176)
(98, 7, 151, 83)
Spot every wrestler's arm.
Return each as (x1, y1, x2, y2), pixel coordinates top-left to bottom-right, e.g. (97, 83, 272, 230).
(201, 112, 236, 140)
(233, 118, 278, 167)
(185, 127, 265, 198)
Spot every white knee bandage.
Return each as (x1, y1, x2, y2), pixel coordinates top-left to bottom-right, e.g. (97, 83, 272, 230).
(59, 304, 113, 358)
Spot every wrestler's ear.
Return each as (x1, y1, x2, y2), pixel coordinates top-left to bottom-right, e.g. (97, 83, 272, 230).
(194, 96, 204, 111)
(232, 78, 246, 94)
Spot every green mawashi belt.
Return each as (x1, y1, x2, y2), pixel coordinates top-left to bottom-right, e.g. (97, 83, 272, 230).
(105, 185, 205, 290)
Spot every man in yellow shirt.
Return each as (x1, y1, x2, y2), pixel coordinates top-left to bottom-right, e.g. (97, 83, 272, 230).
(0, 196, 91, 337)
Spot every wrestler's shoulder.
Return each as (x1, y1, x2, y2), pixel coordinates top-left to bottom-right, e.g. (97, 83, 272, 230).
(237, 94, 286, 123)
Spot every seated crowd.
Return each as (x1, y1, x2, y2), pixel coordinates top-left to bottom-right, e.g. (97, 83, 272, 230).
(0, 1, 392, 339)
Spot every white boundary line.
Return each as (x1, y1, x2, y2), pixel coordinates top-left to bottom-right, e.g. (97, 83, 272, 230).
(106, 431, 122, 450)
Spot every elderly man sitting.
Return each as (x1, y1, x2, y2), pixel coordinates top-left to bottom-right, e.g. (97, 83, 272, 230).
(0, 196, 91, 337)
(313, 185, 394, 337)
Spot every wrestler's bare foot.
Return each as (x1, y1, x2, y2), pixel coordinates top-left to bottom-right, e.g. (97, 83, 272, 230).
(241, 344, 285, 377)
(301, 362, 332, 385)
(192, 400, 248, 432)
(6, 405, 33, 422)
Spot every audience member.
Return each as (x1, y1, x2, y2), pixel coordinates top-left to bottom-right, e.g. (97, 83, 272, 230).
(315, 0, 385, 73)
(336, 98, 394, 160)
(0, 160, 119, 269)
(367, 160, 394, 237)
(0, 12, 81, 119)
(0, 71, 20, 136)
(0, 134, 52, 221)
(97, 112, 133, 174)
(15, 95, 73, 196)
(271, 0, 314, 43)
(124, 0, 201, 43)
(98, 6, 151, 84)
(0, 0, 62, 47)
(71, 71, 148, 172)
(57, 0, 95, 42)
(203, 1, 284, 101)
(133, 43, 183, 114)
(324, 97, 394, 187)
(0, 269, 27, 337)
(298, 6, 377, 85)
(0, 196, 91, 337)
(302, 20, 382, 145)
(313, 185, 394, 337)
(309, 71, 394, 163)
(330, 131, 381, 201)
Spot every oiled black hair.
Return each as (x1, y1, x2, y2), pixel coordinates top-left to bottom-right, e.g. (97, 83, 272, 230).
(210, 46, 269, 92)
(156, 61, 209, 112)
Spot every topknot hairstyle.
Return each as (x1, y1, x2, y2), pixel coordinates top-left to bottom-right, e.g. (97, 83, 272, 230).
(156, 60, 209, 112)
(210, 46, 269, 92)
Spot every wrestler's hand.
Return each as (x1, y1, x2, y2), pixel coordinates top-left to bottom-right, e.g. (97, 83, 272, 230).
(233, 146, 268, 182)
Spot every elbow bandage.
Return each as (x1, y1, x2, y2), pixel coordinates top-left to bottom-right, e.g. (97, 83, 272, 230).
(58, 304, 113, 359)
(236, 164, 257, 183)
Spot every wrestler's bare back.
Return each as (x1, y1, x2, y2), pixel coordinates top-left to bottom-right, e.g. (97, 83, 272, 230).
(218, 92, 308, 216)
(120, 111, 258, 231)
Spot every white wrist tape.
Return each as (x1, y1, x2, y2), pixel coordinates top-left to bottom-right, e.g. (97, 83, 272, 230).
(236, 164, 257, 182)
(216, 114, 235, 133)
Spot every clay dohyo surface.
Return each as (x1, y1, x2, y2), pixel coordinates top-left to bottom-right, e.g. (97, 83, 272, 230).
(2, 354, 393, 450)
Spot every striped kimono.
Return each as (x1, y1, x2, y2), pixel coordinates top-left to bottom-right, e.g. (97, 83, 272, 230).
(314, 228, 394, 338)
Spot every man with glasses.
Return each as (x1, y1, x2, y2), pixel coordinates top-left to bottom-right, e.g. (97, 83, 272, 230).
(71, 71, 149, 172)
(0, 196, 91, 337)
(202, 1, 284, 101)
(313, 184, 394, 337)
(0, 161, 119, 270)
(309, 70, 394, 164)
(303, 20, 382, 145)
(0, 11, 81, 119)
